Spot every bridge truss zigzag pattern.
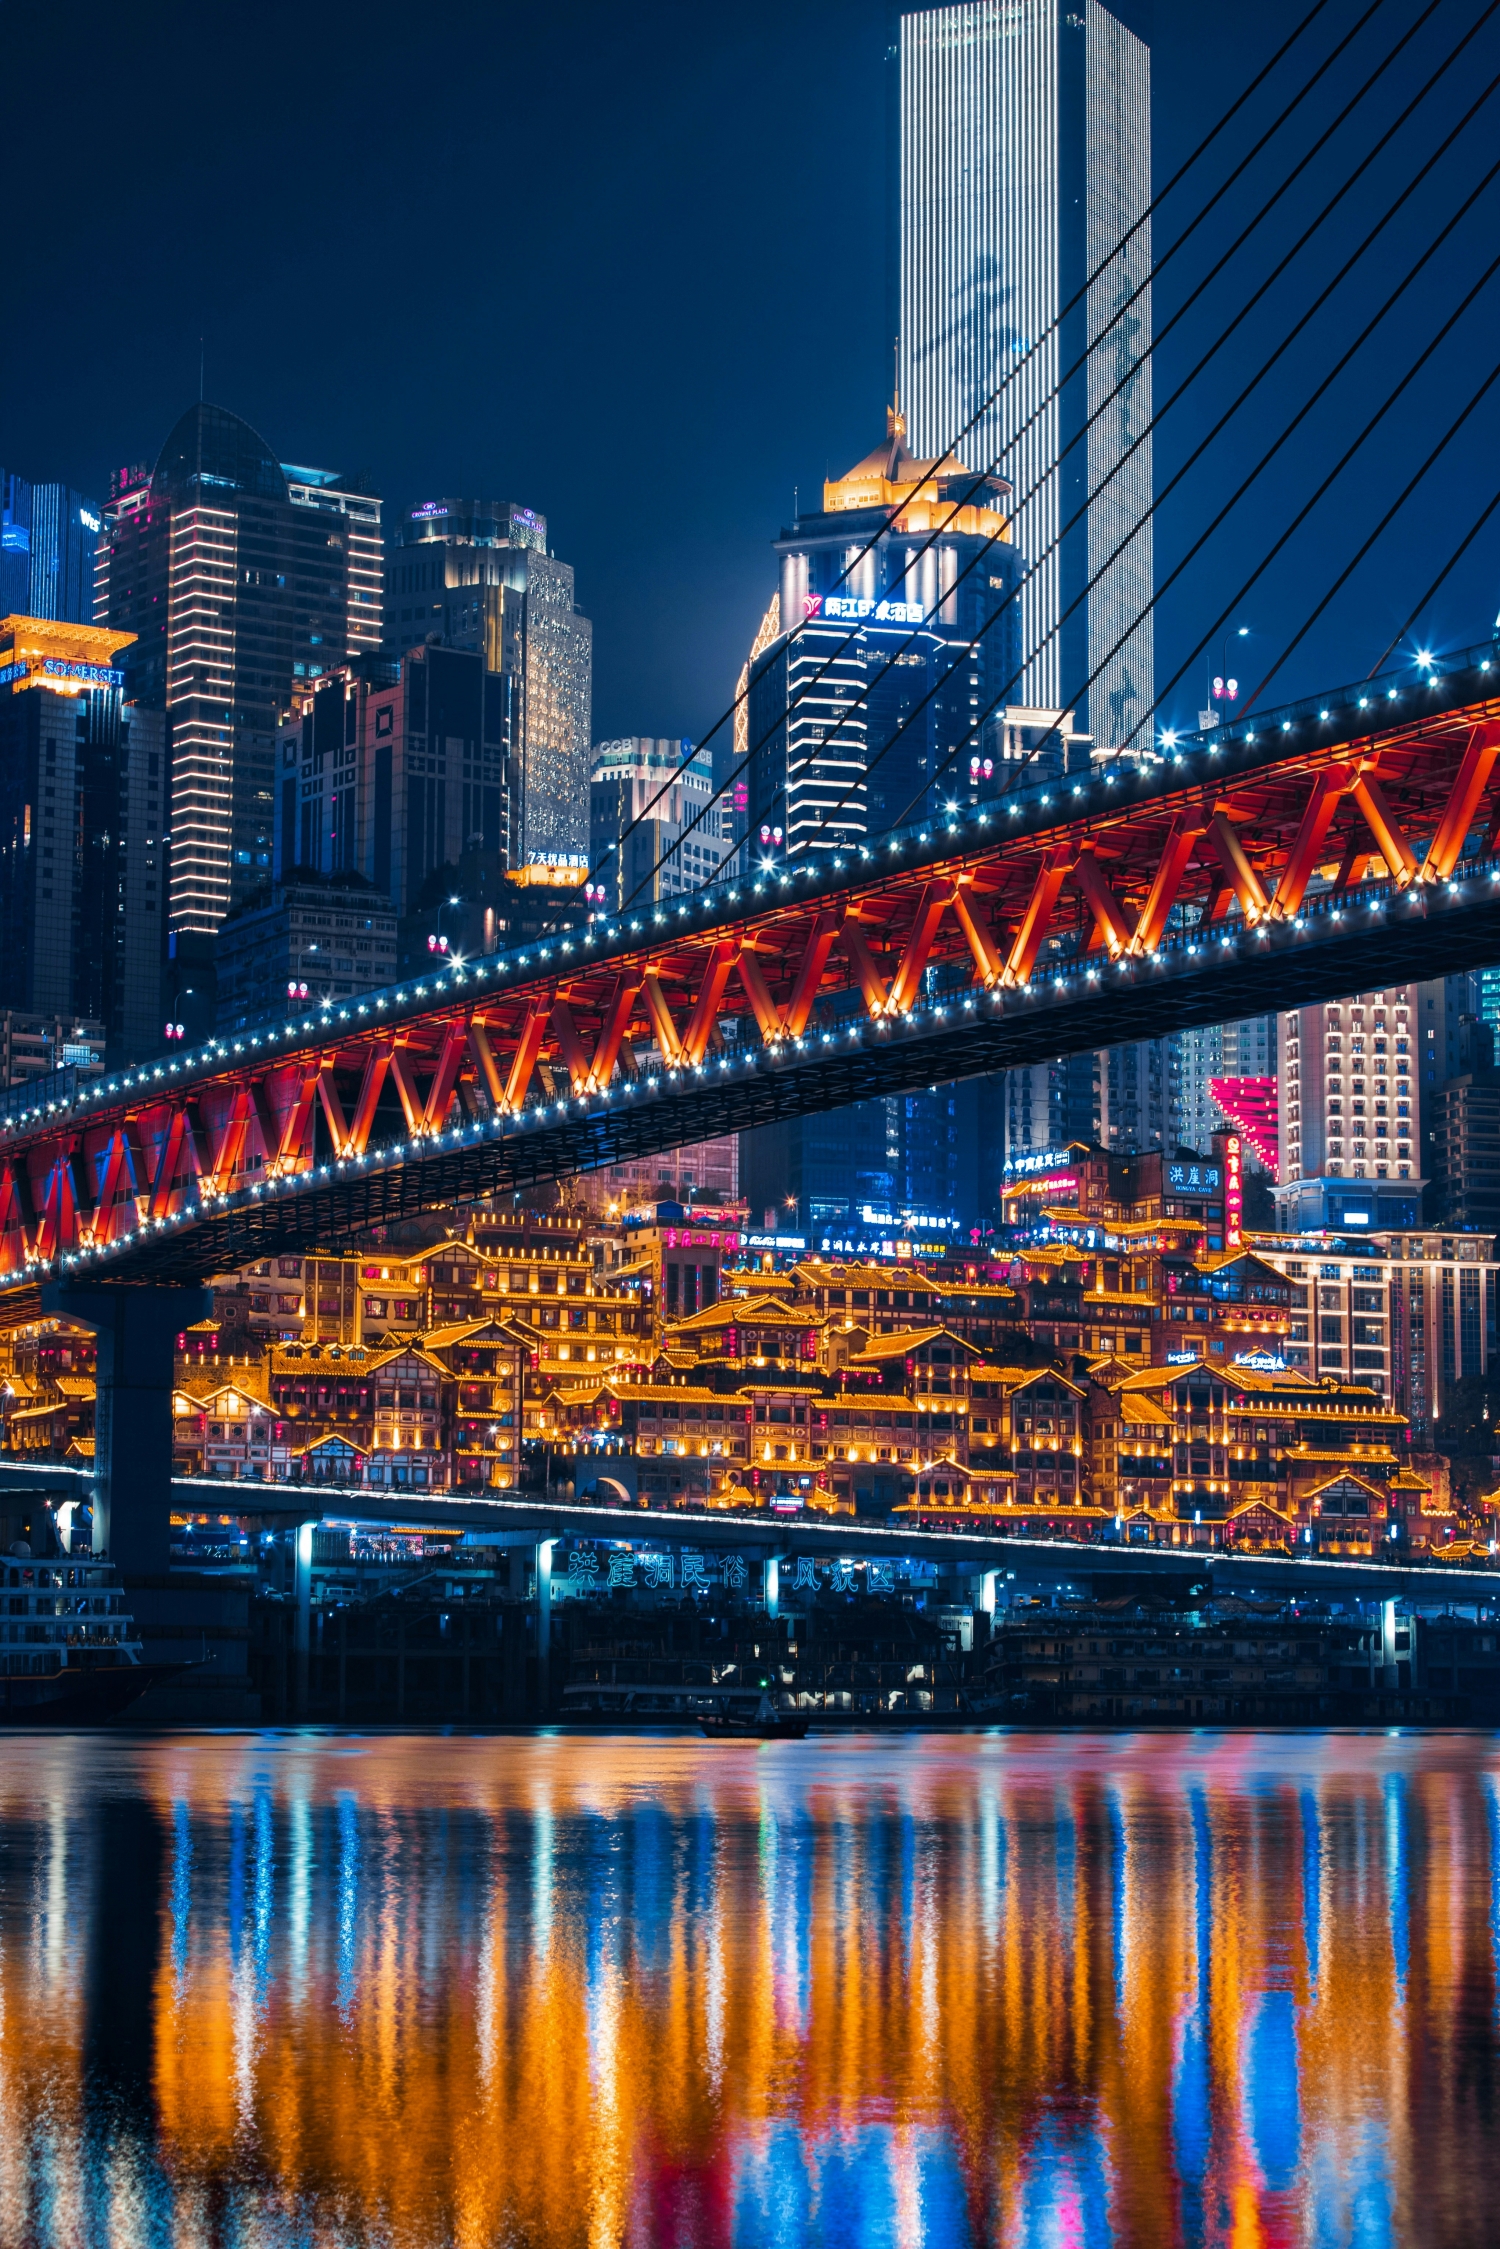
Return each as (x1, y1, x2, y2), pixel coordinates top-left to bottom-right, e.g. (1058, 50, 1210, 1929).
(3, 654, 1500, 1321)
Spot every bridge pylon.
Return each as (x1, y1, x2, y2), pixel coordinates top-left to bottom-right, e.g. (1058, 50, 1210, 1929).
(42, 1282, 213, 1576)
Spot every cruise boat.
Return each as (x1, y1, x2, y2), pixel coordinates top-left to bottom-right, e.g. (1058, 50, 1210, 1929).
(0, 1551, 183, 1722)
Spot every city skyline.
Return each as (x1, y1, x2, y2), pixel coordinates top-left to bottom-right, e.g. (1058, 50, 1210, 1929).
(5, 4, 1500, 754)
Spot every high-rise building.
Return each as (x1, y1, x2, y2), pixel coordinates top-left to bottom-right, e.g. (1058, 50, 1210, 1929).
(747, 408, 1025, 856)
(2, 470, 102, 624)
(1177, 1017, 1277, 1156)
(215, 875, 397, 1034)
(1274, 977, 1480, 1233)
(1002, 1055, 1097, 1167)
(895, 0, 1154, 752)
(0, 617, 167, 1063)
(95, 403, 382, 936)
(271, 645, 513, 915)
(588, 739, 734, 911)
(384, 499, 591, 863)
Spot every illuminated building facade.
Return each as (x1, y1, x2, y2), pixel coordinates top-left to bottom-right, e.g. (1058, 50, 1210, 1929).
(747, 408, 1024, 858)
(588, 738, 733, 911)
(95, 404, 383, 935)
(896, 0, 1154, 751)
(0, 617, 166, 1061)
(384, 499, 592, 862)
(1, 470, 101, 623)
(1275, 977, 1480, 1232)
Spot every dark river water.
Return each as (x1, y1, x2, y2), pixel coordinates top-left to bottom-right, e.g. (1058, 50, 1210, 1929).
(0, 1729, 1497, 2246)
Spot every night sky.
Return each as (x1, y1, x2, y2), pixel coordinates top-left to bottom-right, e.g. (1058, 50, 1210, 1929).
(6, 0, 1499, 751)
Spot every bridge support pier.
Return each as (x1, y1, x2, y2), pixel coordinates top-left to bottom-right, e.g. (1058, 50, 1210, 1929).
(42, 1282, 213, 1576)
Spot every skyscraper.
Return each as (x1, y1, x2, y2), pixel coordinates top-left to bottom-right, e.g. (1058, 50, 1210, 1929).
(895, 0, 1154, 753)
(1274, 978, 1482, 1233)
(746, 406, 1025, 855)
(95, 403, 382, 934)
(384, 499, 592, 862)
(2, 470, 102, 624)
(588, 739, 734, 912)
(0, 616, 167, 1062)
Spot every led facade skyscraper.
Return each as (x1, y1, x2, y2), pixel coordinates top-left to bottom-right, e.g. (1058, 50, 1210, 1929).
(96, 404, 382, 935)
(896, 0, 1153, 752)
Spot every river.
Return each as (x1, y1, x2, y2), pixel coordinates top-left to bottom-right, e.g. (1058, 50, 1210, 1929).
(0, 1728, 1495, 2245)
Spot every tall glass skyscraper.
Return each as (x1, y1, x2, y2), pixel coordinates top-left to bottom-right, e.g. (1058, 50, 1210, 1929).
(895, 0, 1153, 752)
(1, 469, 102, 623)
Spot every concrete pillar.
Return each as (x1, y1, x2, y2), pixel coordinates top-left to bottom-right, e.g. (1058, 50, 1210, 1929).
(293, 1518, 318, 1715)
(42, 1282, 213, 1577)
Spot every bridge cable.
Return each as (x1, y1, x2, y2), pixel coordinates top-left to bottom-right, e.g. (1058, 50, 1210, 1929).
(1363, 493, 1500, 682)
(889, 179, 1500, 820)
(1236, 378, 1500, 715)
(598, 0, 1368, 902)
(791, 48, 1500, 850)
(629, 0, 1469, 907)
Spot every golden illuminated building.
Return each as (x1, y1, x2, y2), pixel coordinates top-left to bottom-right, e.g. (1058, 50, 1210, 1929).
(0, 614, 135, 694)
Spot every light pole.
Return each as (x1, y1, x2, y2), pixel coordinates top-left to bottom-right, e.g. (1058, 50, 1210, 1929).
(1206, 626, 1250, 724)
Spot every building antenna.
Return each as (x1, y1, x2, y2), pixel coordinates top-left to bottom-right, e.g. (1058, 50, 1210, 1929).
(199, 337, 205, 403)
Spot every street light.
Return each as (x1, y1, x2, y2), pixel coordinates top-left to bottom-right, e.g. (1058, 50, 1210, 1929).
(1203, 625, 1250, 727)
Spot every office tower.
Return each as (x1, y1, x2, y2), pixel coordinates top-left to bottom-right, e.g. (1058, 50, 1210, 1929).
(747, 408, 1025, 856)
(384, 499, 591, 862)
(271, 645, 512, 914)
(589, 739, 733, 911)
(895, 0, 1154, 753)
(1274, 977, 1480, 1232)
(1, 470, 102, 624)
(0, 617, 167, 1063)
(95, 403, 383, 935)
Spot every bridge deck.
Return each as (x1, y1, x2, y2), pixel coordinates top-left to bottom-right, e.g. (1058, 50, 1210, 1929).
(2, 650, 1497, 1318)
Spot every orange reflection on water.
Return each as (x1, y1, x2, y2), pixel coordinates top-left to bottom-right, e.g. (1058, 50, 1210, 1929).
(0, 1732, 1494, 2245)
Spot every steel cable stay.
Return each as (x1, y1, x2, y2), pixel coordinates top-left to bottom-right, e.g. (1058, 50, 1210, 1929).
(1365, 490, 1500, 683)
(623, 0, 1471, 910)
(788, 116, 1500, 860)
(593, 0, 1364, 897)
(1236, 370, 1500, 717)
(887, 217, 1500, 834)
(1097, 292, 1500, 762)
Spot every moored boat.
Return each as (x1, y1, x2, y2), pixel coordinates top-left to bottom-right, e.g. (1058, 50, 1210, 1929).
(0, 1549, 185, 1724)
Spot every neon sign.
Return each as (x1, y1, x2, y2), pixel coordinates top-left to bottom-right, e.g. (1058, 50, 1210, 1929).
(1166, 1162, 1220, 1191)
(40, 658, 123, 687)
(803, 595, 925, 626)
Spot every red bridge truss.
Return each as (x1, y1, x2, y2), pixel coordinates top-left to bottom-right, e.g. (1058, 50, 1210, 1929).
(5, 651, 1500, 1324)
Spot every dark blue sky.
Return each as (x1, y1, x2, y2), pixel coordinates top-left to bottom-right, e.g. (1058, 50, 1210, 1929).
(5, 0, 1498, 749)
